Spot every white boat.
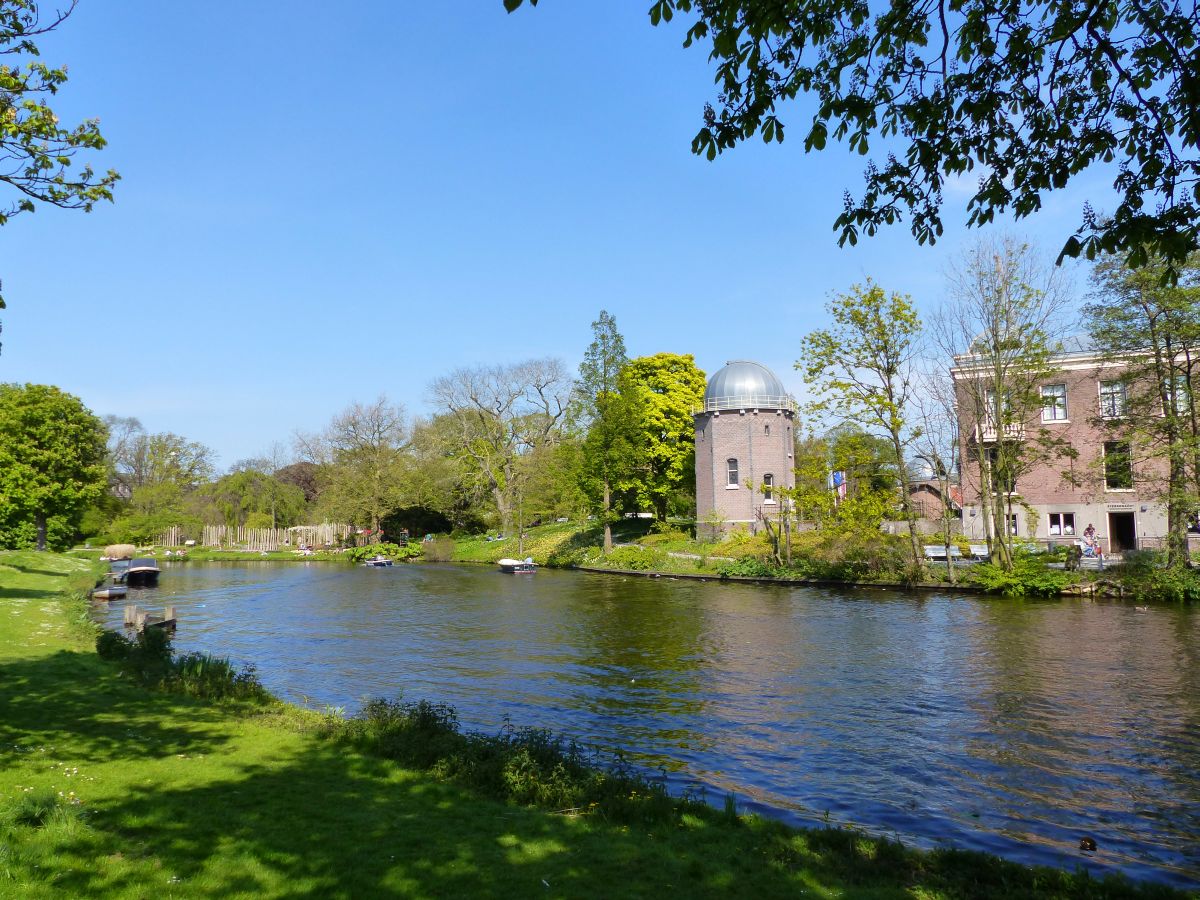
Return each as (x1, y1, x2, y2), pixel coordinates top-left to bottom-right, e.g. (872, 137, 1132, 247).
(362, 556, 393, 567)
(498, 557, 536, 574)
(92, 584, 128, 601)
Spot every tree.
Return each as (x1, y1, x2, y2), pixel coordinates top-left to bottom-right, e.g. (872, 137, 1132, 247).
(798, 283, 925, 578)
(296, 396, 410, 532)
(505, 0, 1200, 278)
(431, 358, 572, 533)
(203, 468, 306, 530)
(934, 236, 1072, 570)
(621, 353, 706, 521)
(0, 1, 119, 314)
(0, 383, 106, 550)
(1085, 253, 1200, 569)
(912, 366, 964, 583)
(576, 310, 644, 551)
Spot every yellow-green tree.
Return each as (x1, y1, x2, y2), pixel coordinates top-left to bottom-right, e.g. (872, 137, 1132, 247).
(622, 353, 706, 521)
(798, 283, 924, 578)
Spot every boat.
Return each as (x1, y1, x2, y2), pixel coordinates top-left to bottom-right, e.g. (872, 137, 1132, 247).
(92, 584, 127, 601)
(108, 557, 131, 583)
(362, 556, 393, 567)
(497, 557, 536, 574)
(126, 558, 161, 587)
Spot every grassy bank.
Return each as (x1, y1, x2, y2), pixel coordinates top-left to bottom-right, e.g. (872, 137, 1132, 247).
(0, 551, 1188, 898)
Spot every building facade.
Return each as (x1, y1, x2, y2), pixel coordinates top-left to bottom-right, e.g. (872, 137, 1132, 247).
(953, 350, 1167, 554)
(694, 360, 797, 537)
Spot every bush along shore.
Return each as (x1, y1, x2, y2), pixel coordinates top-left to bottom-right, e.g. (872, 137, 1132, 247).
(0, 550, 1191, 898)
(446, 521, 1198, 602)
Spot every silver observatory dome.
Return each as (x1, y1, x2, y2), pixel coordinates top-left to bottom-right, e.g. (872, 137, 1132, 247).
(701, 360, 793, 412)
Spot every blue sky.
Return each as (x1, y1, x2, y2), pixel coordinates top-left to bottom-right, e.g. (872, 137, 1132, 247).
(0, 0, 1104, 467)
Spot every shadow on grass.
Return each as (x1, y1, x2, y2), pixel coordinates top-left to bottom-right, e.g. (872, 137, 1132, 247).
(0, 651, 244, 763)
(32, 740, 1180, 900)
(0, 587, 59, 600)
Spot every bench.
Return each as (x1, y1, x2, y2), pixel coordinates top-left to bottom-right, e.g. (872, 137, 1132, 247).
(969, 544, 990, 561)
(923, 545, 963, 560)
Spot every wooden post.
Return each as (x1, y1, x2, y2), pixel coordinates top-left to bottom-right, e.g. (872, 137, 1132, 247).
(164, 606, 175, 622)
(124, 604, 137, 626)
(135, 610, 147, 630)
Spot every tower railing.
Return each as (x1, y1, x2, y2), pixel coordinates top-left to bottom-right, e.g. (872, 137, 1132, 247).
(698, 394, 797, 413)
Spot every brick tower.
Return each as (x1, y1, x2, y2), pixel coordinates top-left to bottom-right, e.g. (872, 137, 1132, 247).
(694, 360, 796, 538)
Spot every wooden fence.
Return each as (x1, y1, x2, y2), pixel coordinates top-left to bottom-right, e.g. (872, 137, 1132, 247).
(156, 523, 356, 551)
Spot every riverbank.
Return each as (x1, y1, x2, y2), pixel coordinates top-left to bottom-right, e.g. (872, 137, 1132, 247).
(449, 522, 1123, 598)
(2, 552, 1193, 897)
(2, 553, 1188, 897)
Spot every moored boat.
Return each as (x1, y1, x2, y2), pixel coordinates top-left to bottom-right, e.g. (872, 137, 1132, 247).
(362, 556, 393, 567)
(92, 584, 127, 601)
(126, 558, 161, 587)
(497, 557, 536, 574)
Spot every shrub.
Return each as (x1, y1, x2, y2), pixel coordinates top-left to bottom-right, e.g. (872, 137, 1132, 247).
(322, 697, 687, 827)
(346, 542, 422, 563)
(786, 530, 909, 581)
(603, 546, 664, 571)
(423, 536, 456, 562)
(95, 628, 267, 700)
(1116, 551, 1200, 602)
(717, 557, 776, 578)
(170, 652, 269, 701)
(546, 546, 596, 568)
(970, 553, 1077, 597)
(639, 530, 690, 547)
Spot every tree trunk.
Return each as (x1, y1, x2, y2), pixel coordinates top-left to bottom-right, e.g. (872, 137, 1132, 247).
(602, 479, 613, 553)
(35, 513, 47, 552)
(889, 433, 924, 582)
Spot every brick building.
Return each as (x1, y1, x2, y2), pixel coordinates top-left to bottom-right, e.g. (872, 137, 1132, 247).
(694, 360, 797, 537)
(952, 349, 1167, 555)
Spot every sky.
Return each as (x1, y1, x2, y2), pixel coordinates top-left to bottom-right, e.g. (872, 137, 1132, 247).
(0, 0, 1109, 468)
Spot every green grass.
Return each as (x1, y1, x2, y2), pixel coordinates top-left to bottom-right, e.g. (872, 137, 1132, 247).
(0, 551, 1189, 898)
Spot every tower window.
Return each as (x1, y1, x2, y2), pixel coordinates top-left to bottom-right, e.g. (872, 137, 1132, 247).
(763, 473, 774, 502)
(726, 458, 739, 486)
(765, 424, 770, 436)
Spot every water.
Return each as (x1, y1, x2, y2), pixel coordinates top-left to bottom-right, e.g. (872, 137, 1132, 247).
(99, 561, 1200, 888)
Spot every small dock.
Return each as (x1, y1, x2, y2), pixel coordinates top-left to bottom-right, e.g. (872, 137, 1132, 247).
(123, 604, 177, 632)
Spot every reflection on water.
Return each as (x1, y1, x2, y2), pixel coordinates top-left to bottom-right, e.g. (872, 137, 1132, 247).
(100, 562, 1200, 888)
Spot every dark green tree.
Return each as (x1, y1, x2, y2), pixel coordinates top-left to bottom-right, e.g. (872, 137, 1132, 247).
(505, 0, 1199, 277)
(576, 310, 643, 551)
(0, 383, 107, 550)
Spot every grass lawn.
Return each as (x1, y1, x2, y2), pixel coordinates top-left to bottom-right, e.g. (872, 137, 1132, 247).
(0, 550, 1188, 898)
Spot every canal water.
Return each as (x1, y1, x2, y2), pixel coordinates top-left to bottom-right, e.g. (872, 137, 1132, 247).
(97, 561, 1200, 888)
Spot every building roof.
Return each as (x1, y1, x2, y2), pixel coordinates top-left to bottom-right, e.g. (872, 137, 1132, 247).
(701, 360, 794, 411)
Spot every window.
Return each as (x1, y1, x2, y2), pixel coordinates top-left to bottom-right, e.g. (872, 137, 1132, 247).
(726, 458, 739, 486)
(764, 424, 770, 436)
(1008, 514, 1019, 535)
(1041, 384, 1067, 421)
(1163, 375, 1190, 416)
(986, 447, 1016, 494)
(763, 473, 774, 502)
(1049, 512, 1076, 536)
(1100, 381, 1128, 418)
(1104, 441, 1133, 489)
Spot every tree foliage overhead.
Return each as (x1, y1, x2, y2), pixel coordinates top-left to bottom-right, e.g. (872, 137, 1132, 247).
(505, 0, 1200, 276)
(0, 1, 119, 310)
